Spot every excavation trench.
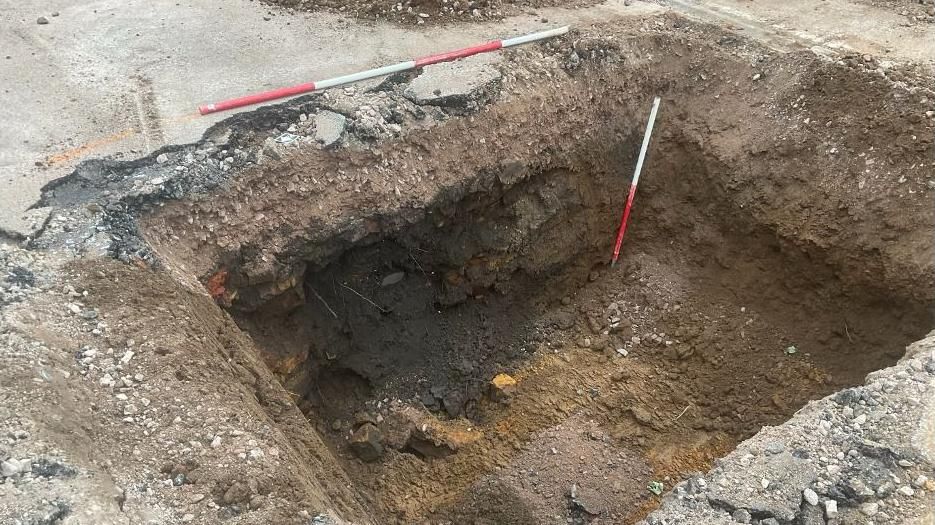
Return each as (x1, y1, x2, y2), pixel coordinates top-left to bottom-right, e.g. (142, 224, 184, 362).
(230, 138, 928, 522)
(137, 29, 935, 523)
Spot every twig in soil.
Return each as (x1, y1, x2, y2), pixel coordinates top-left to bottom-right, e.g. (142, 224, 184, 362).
(844, 320, 854, 343)
(307, 285, 338, 319)
(340, 282, 391, 314)
(672, 404, 691, 422)
(409, 251, 427, 276)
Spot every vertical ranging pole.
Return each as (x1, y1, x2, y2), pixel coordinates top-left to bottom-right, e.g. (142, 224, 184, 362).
(611, 96, 661, 266)
(198, 26, 569, 115)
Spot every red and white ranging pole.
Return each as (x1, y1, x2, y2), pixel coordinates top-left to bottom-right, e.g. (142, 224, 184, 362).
(198, 26, 570, 115)
(611, 96, 661, 266)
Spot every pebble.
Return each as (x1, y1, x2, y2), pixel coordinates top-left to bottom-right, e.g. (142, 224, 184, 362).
(211, 435, 222, 448)
(37, 16, 49, 24)
(765, 441, 784, 454)
(156, 153, 169, 164)
(824, 499, 838, 518)
(803, 488, 819, 506)
(897, 486, 915, 497)
(860, 502, 879, 516)
(1, 458, 29, 477)
(912, 475, 928, 488)
(731, 509, 751, 523)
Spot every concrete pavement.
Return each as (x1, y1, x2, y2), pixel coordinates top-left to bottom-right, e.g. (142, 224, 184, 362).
(1, 0, 930, 238)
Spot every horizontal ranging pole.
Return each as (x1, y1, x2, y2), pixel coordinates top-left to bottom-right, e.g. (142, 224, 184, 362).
(198, 26, 569, 115)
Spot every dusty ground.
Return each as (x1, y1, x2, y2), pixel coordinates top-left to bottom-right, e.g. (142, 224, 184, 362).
(3, 0, 933, 238)
(1, 2, 935, 525)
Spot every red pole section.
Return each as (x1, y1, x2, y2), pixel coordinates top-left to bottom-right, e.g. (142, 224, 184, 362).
(199, 82, 316, 115)
(414, 40, 502, 68)
(198, 26, 569, 116)
(611, 96, 661, 266)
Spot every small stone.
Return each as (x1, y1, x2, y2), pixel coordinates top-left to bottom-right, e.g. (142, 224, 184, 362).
(912, 475, 928, 488)
(877, 481, 896, 497)
(760, 478, 770, 490)
(489, 373, 517, 401)
(803, 488, 819, 506)
(1, 459, 24, 477)
(156, 153, 169, 164)
(191, 493, 206, 503)
(313, 110, 347, 147)
(181, 514, 195, 522)
(765, 441, 785, 455)
(759, 519, 779, 525)
(630, 407, 653, 426)
(381, 272, 405, 287)
(37, 16, 49, 24)
(616, 348, 628, 357)
(211, 435, 222, 448)
(349, 423, 383, 462)
(824, 499, 838, 518)
(731, 509, 751, 523)
(897, 485, 915, 497)
(860, 502, 879, 516)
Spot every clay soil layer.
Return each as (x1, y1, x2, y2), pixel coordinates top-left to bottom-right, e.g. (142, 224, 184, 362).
(136, 18, 934, 525)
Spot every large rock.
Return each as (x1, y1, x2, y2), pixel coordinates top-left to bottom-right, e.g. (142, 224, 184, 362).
(349, 423, 383, 462)
(313, 110, 347, 148)
(404, 56, 502, 109)
(707, 451, 818, 523)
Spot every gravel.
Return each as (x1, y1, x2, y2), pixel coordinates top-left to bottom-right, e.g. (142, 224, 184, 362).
(642, 331, 935, 524)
